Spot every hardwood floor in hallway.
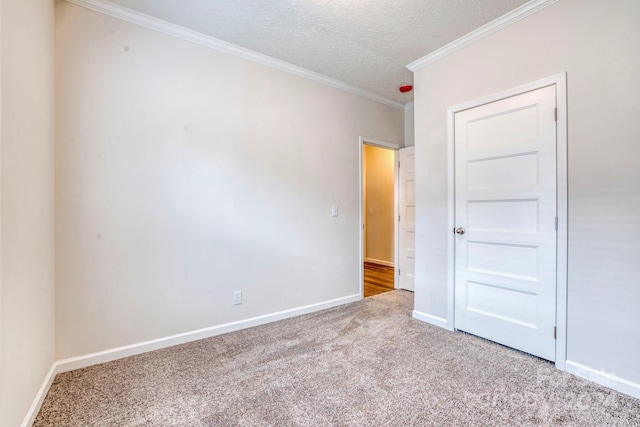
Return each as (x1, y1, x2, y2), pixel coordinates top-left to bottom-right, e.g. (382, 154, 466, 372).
(363, 262, 394, 297)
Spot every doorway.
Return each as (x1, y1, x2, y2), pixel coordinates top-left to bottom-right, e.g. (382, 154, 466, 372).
(358, 137, 416, 298)
(362, 143, 396, 297)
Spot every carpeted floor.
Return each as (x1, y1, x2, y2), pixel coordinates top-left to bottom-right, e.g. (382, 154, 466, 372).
(35, 291, 640, 426)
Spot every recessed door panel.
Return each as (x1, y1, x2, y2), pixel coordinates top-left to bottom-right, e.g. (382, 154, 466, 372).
(465, 281, 537, 327)
(467, 153, 538, 190)
(405, 231, 415, 258)
(466, 104, 539, 149)
(406, 206, 415, 227)
(467, 241, 538, 280)
(467, 199, 539, 233)
(406, 180, 415, 203)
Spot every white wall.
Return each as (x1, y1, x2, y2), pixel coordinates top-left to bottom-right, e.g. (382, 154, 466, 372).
(0, 0, 56, 425)
(413, 0, 640, 387)
(363, 145, 395, 264)
(55, 2, 403, 359)
(403, 106, 414, 147)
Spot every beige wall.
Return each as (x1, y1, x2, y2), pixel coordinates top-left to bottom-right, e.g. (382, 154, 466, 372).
(363, 145, 395, 264)
(55, 2, 403, 360)
(0, 0, 56, 425)
(413, 0, 640, 386)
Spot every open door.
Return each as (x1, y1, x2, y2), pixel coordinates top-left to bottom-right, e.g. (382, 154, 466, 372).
(398, 147, 415, 291)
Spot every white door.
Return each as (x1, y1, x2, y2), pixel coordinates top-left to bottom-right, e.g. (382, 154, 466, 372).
(454, 86, 557, 361)
(398, 147, 415, 291)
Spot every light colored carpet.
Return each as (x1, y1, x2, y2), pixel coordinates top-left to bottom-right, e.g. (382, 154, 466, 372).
(35, 291, 640, 426)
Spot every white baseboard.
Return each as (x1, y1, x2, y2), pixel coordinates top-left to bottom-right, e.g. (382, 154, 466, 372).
(20, 299, 640, 424)
(20, 293, 361, 424)
(55, 293, 361, 373)
(412, 310, 450, 330)
(565, 360, 640, 400)
(20, 364, 58, 427)
(364, 258, 394, 267)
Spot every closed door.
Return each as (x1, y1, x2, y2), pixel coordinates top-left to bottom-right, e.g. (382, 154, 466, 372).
(399, 147, 415, 291)
(454, 86, 557, 361)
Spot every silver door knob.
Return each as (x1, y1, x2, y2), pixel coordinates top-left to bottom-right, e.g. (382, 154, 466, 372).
(455, 227, 465, 235)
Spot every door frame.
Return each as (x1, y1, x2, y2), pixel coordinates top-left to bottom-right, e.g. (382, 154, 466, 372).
(359, 136, 401, 298)
(445, 73, 568, 369)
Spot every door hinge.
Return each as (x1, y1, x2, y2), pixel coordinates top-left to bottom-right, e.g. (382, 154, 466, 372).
(398, 268, 401, 276)
(398, 215, 401, 222)
(555, 217, 558, 230)
(554, 326, 557, 339)
(398, 161, 401, 168)
(554, 108, 557, 122)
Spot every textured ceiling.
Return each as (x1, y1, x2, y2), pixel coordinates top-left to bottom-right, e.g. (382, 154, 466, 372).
(105, 0, 530, 105)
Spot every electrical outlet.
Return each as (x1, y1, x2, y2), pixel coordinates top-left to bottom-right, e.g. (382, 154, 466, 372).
(331, 205, 339, 217)
(233, 291, 242, 306)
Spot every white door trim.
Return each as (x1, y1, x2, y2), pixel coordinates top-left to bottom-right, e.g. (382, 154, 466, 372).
(359, 136, 401, 297)
(361, 136, 401, 151)
(445, 73, 568, 369)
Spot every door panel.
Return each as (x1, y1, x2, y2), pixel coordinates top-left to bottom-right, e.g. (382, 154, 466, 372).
(467, 153, 539, 189)
(399, 147, 415, 291)
(454, 86, 557, 361)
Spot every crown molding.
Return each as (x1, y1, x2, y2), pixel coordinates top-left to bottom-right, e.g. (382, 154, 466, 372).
(66, 0, 404, 109)
(406, 0, 559, 72)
